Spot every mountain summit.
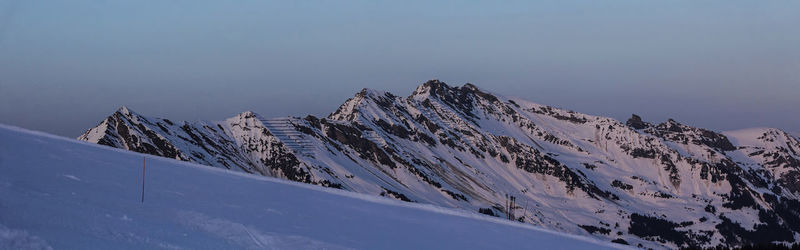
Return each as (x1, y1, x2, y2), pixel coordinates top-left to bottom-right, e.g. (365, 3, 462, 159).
(79, 80, 800, 248)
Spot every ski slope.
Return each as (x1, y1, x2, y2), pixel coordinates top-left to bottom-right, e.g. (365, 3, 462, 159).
(0, 124, 618, 250)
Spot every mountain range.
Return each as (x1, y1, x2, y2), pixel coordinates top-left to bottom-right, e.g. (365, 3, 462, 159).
(0, 123, 616, 249)
(78, 80, 800, 248)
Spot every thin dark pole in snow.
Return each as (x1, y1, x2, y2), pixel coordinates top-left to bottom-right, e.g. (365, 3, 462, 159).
(510, 196, 515, 221)
(505, 194, 509, 220)
(142, 156, 146, 203)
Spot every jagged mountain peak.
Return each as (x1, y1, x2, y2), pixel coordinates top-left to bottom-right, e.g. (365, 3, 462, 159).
(331, 80, 503, 125)
(413, 79, 488, 94)
(409, 80, 505, 120)
(638, 117, 737, 151)
(234, 110, 262, 120)
(410, 79, 474, 101)
(725, 127, 800, 150)
(116, 105, 133, 115)
(329, 87, 399, 122)
(462, 82, 479, 90)
(411, 79, 476, 98)
(356, 87, 393, 99)
(626, 114, 647, 129)
(410, 79, 447, 96)
(113, 105, 145, 120)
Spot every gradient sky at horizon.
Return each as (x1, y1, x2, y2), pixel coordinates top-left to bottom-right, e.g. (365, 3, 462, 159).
(1, 0, 798, 137)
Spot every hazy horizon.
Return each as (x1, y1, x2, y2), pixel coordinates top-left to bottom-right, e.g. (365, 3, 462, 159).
(1, 1, 798, 137)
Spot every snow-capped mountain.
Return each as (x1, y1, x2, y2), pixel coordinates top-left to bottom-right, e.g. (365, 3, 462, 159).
(79, 80, 800, 248)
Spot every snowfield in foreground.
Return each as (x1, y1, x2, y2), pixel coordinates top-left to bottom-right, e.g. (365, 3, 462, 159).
(0, 124, 618, 250)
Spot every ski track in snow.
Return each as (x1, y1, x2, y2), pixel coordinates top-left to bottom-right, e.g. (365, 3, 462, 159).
(62, 174, 81, 181)
(177, 211, 353, 250)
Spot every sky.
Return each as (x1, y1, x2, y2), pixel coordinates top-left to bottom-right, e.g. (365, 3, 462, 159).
(0, 0, 798, 137)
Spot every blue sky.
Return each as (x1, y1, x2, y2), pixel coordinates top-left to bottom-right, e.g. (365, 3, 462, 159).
(0, 0, 798, 137)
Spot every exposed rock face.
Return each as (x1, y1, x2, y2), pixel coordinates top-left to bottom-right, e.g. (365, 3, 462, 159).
(79, 80, 800, 249)
(626, 114, 647, 130)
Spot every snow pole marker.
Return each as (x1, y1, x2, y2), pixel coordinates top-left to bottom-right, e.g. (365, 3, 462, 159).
(142, 156, 146, 203)
(510, 196, 515, 221)
(505, 194, 509, 220)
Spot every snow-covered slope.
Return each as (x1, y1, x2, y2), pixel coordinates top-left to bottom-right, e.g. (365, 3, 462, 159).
(0, 124, 617, 249)
(77, 80, 800, 248)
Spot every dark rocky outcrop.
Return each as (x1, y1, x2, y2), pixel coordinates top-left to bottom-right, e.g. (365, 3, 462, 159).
(626, 114, 647, 129)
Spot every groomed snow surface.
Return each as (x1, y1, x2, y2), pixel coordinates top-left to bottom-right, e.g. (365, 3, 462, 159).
(0, 124, 620, 250)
